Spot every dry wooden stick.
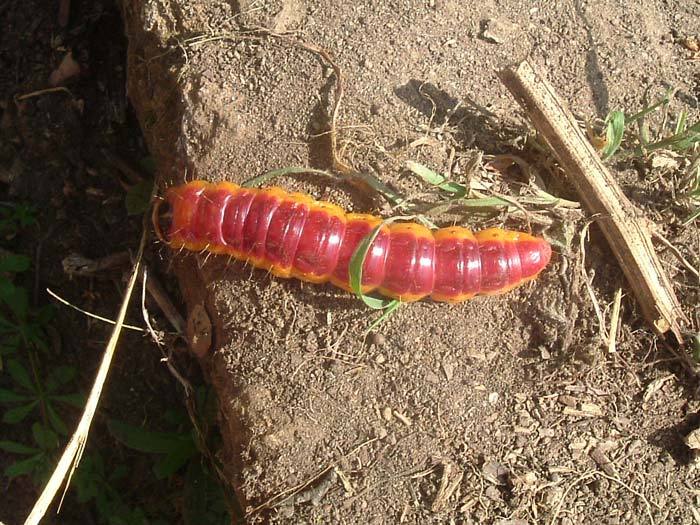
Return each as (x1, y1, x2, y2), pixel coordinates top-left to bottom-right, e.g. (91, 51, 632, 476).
(499, 60, 688, 340)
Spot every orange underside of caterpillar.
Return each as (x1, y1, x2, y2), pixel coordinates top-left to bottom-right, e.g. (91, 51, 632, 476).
(158, 181, 552, 303)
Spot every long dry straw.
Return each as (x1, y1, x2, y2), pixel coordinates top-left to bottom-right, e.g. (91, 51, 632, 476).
(24, 225, 149, 525)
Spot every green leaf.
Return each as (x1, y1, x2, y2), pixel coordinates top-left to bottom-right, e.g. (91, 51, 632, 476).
(46, 365, 77, 392)
(25, 324, 49, 353)
(125, 179, 154, 216)
(602, 110, 625, 159)
(184, 460, 230, 525)
(406, 161, 467, 195)
(138, 156, 157, 175)
(0, 387, 30, 403)
(0, 440, 39, 455)
(46, 403, 68, 435)
(32, 422, 60, 450)
(184, 460, 210, 525)
(0, 281, 29, 320)
(14, 204, 37, 227)
(350, 171, 406, 206)
(0, 333, 21, 356)
(52, 392, 85, 409)
(675, 110, 688, 135)
(365, 299, 402, 334)
(153, 440, 198, 479)
(108, 419, 192, 454)
(348, 217, 413, 312)
(2, 401, 38, 424)
(7, 358, 34, 391)
(110, 464, 129, 483)
(4, 455, 42, 478)
(35, 304, 55, 325)
(0, 253, 31, 273)
(691, 334, 700, 363)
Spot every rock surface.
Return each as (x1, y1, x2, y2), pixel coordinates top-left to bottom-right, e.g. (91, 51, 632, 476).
(123, 0, 700, 522)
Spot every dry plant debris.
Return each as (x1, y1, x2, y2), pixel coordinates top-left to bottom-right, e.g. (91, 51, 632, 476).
(500, 60, 689, 341)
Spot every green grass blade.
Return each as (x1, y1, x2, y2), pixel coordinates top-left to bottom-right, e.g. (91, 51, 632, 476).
(682, 207, 700, 226)
(244, 166, 406, 208)
(350, 171, 406, 206)
(364, 299, 401, 334)
(405, 161, 467, 195)
(348, 229, 394, 309)
(602, 111, 625, 159)
(625, 89, 673, 124)
(646, 120, 700, 152)
(242, 167, 334, 188)
(675, 110, 688, 135)
(348, 216, 412, 310)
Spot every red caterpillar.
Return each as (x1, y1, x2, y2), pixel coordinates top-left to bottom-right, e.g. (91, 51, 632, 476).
(155, 181, 552, 302)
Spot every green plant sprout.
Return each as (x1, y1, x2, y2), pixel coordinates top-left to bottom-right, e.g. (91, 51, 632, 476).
(0, 359, 84, 435)
(0, 202, 37, 239)
(599, 89, 700, 224)
(106, 386, 230, 525)
(0, 422, 60, 483)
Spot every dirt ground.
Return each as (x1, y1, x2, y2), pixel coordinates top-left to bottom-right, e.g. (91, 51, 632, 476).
(122, 0, 700, 523)
(11, 0, 698, 523)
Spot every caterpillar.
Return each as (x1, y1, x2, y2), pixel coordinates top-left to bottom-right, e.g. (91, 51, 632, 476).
(154, 180, 552, 303)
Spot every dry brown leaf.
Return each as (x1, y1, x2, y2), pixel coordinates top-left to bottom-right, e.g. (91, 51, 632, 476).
(49, 51, 80, 86)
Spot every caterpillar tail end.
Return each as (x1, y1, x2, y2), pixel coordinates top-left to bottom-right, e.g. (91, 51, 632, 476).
(519, 235, 553, 281)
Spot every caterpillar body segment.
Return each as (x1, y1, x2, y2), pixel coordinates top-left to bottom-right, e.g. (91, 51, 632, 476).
(159, 181, 552, 303)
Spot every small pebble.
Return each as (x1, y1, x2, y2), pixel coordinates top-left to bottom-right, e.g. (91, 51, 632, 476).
(369, 332, 386, 347)
(382, 407, 393, 421)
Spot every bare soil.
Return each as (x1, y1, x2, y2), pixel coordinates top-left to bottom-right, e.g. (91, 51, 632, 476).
(120, 0, 700, 523)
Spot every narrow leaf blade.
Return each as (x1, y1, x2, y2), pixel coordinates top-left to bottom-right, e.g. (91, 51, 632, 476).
(0, 440, 40, 455)
(602, 111, 625, 159)
(2, 401, 38, 424)
(108, 419, 191, 454)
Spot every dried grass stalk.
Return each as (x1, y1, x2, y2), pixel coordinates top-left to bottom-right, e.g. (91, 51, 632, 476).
(499, 60, 688, 340)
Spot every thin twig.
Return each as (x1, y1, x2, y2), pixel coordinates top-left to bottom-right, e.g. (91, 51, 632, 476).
(549, 470, 655, 525)
(142, 265, 185, 334)
(47, 287, 145, 332)
(608, 288, 623, 353)
(15, 87, 73, 101)
(653, 231, 700, 280)
(140, 269, 240, 515)
(245, 437, 379, 516)
(579, 222, 608, 343)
